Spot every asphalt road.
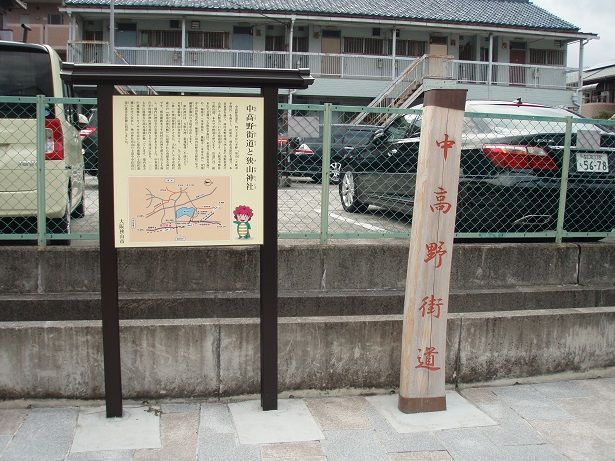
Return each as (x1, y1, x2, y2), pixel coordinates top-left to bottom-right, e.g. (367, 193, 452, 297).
(71, 176, 413, 238)
(42, 175, 615, 243)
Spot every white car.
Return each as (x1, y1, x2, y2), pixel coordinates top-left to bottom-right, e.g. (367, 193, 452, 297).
(0, 41, 85, 237)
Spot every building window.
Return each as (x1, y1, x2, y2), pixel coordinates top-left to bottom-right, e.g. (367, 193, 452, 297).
(266, 35, 285, 51)
(530, 49, 565, 66)
(393, 40, 426, 57)
(117, 23, 137, 32)
(48, 14, 63, 25)
(344, 37, 387, 56)
(187, 31, 229, 49)
(84, 30, 103, 41)
(140, 30, 182, 48)
(293, 36, 309, 52)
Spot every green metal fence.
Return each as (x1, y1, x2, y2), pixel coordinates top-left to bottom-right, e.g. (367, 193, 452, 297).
(278, 103, 615, 243)
(1, 96, 614, 245)
(0, 96, 98, 245)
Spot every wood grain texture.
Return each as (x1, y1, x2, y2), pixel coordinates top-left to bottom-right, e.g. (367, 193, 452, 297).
(399, 89, 467, 413)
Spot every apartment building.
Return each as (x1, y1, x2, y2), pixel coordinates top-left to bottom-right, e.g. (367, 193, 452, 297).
(5, 0, 598, 108)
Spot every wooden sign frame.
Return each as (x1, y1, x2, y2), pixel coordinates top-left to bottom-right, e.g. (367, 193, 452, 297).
(62, 64, 313, 417)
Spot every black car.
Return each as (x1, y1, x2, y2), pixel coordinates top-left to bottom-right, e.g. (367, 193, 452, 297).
(80, 109, 98, 176)
(286, 124, 379, 184)
(339, 101, 615, 234)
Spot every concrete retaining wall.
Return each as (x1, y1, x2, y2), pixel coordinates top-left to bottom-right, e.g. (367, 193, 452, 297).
(1, 242, 613, 398)
(0, 242, 596, 294)
(2, 307, 614, 399)
(0, 242, 614, 320)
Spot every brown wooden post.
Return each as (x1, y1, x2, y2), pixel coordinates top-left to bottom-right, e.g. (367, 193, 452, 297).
(97, 83, 123, 418)
(398, 89, 467, 414)
(261, 86, 279, 411)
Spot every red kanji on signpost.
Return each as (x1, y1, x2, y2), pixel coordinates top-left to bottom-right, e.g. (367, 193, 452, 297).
(419, 295, 443, 318)
(424, 241, 447, 268)
(415, 347, 440, 371)
(399, 89, 467, 414)
(430, 187, 452, 214)
(435, 133, 455, 161)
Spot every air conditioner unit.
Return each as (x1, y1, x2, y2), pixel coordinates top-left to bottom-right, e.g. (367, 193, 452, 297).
(372, 28, 381, 37)
(169, 20, 180, 29)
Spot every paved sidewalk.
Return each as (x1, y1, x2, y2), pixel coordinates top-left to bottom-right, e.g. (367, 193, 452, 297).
(1, 377, 614, 461)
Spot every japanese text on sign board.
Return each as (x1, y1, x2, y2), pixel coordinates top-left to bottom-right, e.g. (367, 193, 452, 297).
(113, 96, 264, 247)
(122, 99, 244, 173)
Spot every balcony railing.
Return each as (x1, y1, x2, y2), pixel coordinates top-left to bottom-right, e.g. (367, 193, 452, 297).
(448, 60, 576, 90)
(67, 43, 417, 80)
(67, 41, 574, 90)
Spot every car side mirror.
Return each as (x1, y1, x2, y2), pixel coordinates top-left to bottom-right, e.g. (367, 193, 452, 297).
(371, 129, 385, 146)
(288, 137, 301, 149)
(73, 113, 88, 128)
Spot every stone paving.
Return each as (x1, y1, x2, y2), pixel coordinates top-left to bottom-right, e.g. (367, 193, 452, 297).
(1, 377, 614, 460)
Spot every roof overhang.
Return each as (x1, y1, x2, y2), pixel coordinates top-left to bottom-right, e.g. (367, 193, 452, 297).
(1, 0, 27, 10)
(59, 7, 597, 41)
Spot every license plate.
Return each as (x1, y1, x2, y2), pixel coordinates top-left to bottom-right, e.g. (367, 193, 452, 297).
(576, 153, 609, 173)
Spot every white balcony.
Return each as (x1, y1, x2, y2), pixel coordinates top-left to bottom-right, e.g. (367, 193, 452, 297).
(448, 60, 573, 89)
(67, 41, 575, 91)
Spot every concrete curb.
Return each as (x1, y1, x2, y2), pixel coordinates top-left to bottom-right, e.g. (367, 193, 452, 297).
(1, 307, 614, 399)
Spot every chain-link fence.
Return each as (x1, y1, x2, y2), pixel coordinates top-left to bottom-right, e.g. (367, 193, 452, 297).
(1, 97, 613, 245)
(278, 103, 615, 242)
(0, 96, 98, 245)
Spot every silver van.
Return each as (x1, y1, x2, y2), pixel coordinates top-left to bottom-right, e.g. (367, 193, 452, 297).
(0, 41, 85, 236)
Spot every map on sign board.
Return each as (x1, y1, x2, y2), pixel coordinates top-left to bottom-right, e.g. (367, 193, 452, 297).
(113, 95, 264, 247)
(128, 176, 230, 244)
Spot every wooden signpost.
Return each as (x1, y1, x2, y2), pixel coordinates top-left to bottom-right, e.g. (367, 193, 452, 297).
(399, 89, 467, 413)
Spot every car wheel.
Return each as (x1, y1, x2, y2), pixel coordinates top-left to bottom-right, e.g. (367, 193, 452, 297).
(47, 192, 71, 245)
(330, 162, 342, 185)
(72, 196, 85, 219)
(71, 176, 85, 219)
(84, 146, 98, 177)
(339, 170, 368, 213)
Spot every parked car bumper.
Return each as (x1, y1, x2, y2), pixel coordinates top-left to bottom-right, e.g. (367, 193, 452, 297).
(0, 179, 69, 219)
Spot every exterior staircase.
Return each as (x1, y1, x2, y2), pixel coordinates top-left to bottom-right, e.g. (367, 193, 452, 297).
(113, 49, 159, 96)
(66, 41, 158, 96)
(351, 54, 453, 126)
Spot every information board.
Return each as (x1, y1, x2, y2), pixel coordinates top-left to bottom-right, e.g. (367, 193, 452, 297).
(112, 96, 264, 247)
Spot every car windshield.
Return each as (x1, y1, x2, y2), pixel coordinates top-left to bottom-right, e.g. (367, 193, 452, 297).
(384, 116, 414, 142)
(345, 129, 376, 145)
(0, 47, 53, 118)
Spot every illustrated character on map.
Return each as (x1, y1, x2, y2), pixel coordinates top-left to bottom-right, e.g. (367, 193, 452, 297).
(233, 205, 253, 239)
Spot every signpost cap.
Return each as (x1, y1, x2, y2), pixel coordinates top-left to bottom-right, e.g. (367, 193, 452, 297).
(423, 89, 467, 111)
